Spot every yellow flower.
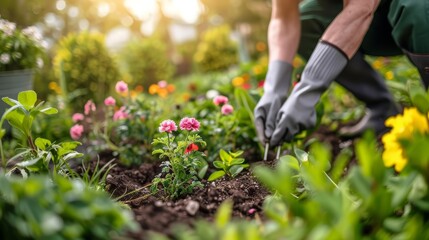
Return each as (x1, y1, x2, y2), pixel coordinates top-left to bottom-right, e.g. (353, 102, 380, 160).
(372, 57, 384, 70)
(382, 107, 429, 172)
(252, 66, 263, 75)
(48, 81, 62, 94)
(232, 76, 245, 87)
(293, 57, 304, 68)
(385, 71, 394, 80)
(149, 84, 159, 95)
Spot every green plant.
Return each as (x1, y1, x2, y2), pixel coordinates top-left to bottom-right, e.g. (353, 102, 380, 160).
(120, 37, 175, 88)
(0, 17, 45, 71)
(151, 118, 208, 199)
(0, 174, 138, 239)
(208, 149, 248, 181)
(194, 25, 238, 72)
(71, 83, 161, 166)
(0, 90, 83, 178)
(53, 32, 120, 108)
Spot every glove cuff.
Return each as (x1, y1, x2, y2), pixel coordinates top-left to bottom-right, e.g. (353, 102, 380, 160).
(264, 60, 293, 94)
(303, 41, 348, 86)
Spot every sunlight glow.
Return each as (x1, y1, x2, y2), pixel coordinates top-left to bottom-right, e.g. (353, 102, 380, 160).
(124, 0, 202, 24)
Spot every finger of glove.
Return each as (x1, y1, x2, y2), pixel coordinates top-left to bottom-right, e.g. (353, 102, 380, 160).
(264, 100, 282, 139)
(270, 114, 287, 147)
(254, 117, 266, 143)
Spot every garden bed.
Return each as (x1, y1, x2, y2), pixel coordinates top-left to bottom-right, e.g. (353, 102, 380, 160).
(94, 126, 352, 238)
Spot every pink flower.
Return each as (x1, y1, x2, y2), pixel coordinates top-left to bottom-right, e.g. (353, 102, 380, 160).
(70, 124, 84, 140)
(179, 117, 200, 131)
(159, 119, 177, 133)
(72, 113, 84, 122)
(158, 80, 168, 88)
(113, 106, 128, 121)
(213, 95, 228, 106)
(104, 96, 116, 106)
(84, 100, 96, 115)
(221, 104, 234, 115)
(115, 81, 128, 94)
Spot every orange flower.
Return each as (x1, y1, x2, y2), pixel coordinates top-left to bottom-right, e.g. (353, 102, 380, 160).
(149, 84, 159, 95)
(256, 42, 266, 52)
(167, 84, 176, 93)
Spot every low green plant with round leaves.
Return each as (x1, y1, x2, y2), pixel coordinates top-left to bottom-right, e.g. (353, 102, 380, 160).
(0, 174, 138, 239)
(208, 149, 249, 181)
(0, 90, 82, 177)
(151, 118, 208, 199)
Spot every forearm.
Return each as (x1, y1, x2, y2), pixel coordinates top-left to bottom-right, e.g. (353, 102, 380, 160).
(322, 0, 381, 58)
(268, 0, 300, 64)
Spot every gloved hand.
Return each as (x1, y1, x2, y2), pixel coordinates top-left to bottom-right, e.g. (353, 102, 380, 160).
(254, 60, 293, 143)
(270, 41, 348, 146)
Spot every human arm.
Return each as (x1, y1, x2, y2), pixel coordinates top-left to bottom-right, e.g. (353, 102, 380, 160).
(254, 0, 301, 143)
(269, 0, 381, 146)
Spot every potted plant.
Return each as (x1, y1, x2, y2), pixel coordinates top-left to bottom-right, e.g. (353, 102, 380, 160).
(0, 16, 45, 123)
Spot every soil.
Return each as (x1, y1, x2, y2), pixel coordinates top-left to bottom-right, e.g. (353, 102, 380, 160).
(90, 126, 356, 239)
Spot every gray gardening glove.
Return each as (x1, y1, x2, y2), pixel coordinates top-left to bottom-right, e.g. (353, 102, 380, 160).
(254, 60, 293, 143)
(270, 41, 348, 146)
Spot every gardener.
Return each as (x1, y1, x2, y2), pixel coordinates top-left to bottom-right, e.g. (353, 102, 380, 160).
(254, 0, 429, 147)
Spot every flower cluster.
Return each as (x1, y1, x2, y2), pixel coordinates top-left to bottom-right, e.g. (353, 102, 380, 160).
(0, 17, 45, 71)
(149, 80, 175, 98)
(382, 107, 429, 172)
(213, 95, 234, 115)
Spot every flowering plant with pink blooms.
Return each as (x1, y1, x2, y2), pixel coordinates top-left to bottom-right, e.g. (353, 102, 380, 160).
(70, 81, 161, 166)
(151, 117, 208, 199)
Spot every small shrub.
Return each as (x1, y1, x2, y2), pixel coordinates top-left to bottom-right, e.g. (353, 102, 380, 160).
(0, 175, 138, 239)
(53, 32, 120, 109)
(194, 25, 238, 73)
(120, 38, 175, 88)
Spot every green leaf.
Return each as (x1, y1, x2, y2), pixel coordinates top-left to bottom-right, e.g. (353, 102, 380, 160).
(208, 170, 225, 181)
(16, 157, 42, 168)
(198, 164, 208, 179)
(2, 97, 19, 107)
(34, 138, 51, 150)
(60, 141, 81, 150)
(152, 149, 164, 155)
(213, 160, 225, 169)
(18, 90, 37, 110)
(0, 129, 5, 139)
(279, 155, 300, 172)
(215, 199, 233, 228)
(229, 165, 244, 177)
(219, 149, 232, 163)
(230, 158, 245, 165)
(294, 147, 308, 164)
(411, 93, 429, 114)
(40, 107, 58, 115)
(229, 150, 243, 158)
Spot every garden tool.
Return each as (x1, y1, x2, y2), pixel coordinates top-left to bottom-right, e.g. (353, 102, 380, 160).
(270, 41, 348, 147)
(403, 50, 429, 89)
(263, 142, 282, 161)
(336, 52, 399, 137)
(254, 61, 293, 145)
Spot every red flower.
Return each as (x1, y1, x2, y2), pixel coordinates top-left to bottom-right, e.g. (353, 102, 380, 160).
(185, 143, 199, 154)
(257, 80, 265, 88)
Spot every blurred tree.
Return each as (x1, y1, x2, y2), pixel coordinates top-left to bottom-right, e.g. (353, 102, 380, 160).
(198, 0, 271, 62)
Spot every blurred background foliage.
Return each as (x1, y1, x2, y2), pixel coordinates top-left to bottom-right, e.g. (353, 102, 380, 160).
(0, 0, 271, 100)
